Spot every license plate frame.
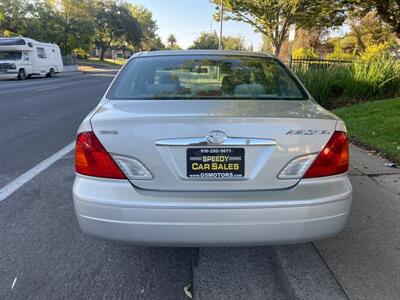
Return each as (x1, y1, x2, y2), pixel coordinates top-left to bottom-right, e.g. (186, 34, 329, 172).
(186, 148, 245, 179)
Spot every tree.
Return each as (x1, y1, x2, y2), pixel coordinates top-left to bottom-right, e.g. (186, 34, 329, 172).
(292, 47, 319, 59)
(29, 0, 95, 54)
(325, 38, 356, 60)
(93, 1, 142, 60)
(271, 28, 329, 59)
(223, 35, 246, 50)
(293, 28, 328, 51)
(143, 36, 165, 51)
(322, 12, 396, 59)
(167, 34, 177, 48)
(0, 0, 29, 36)
(211, 0, 346, 56)
(53, 0, 95, 54)
(0, 0, 95, 54)
(189, 32, 219, 49)
(189, 32, 246, 50)
(346, 0, 400, 44)
(128, 4, 163, 51)
(347, 12, 395, 52)
(27, 1, 63, 47)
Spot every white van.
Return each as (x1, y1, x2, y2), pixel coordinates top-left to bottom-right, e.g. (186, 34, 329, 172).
(0, 37, 63, 80)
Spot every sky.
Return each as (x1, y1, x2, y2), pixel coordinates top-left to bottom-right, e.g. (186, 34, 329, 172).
(130, 0, 263, 50)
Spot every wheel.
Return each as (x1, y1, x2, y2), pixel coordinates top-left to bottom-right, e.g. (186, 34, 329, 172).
(17, 69, 26, 80)
(46, 68, 55, 78)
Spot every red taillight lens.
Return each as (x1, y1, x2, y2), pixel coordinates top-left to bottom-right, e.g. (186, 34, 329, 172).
(75, 131, 126, 179)
(304, 131, 349, 178)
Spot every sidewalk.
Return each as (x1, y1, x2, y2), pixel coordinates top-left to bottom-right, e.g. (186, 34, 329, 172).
(78, 65, 120, 73)
(314, 145, 400, 299)
(77, 59, 122, 72)
(192, 145, 400, 300)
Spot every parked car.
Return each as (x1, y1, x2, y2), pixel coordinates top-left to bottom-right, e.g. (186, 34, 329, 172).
(73, 50, 352, 246)
(0, 37, 63, 80)
(113, 53, 125, 59)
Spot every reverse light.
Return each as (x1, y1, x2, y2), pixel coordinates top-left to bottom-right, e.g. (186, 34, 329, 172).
(278, 154, 317, 179)
(75, 132, 127, 179)
(112, 155, 153, 180)
(304, 131, 349, 178)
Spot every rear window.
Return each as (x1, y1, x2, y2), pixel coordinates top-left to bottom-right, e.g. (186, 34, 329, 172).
(109, 55, 307, 100)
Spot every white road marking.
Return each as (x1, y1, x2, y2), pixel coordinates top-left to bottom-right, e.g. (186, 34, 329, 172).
(91, 73, 116, 77)
(11, 277, 17, 289)
(0, 74, 95, 90)
(0, 142, 75, 202)
(34, 86, 59, 91)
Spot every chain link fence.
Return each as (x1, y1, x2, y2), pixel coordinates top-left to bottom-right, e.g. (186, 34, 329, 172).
(62, 55, 77, 66)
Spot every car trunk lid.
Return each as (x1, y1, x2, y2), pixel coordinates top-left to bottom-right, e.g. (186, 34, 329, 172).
(91, 99, 337, 191)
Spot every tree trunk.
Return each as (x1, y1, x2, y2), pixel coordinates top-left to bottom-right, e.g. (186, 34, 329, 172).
(100, 47, 106, 61)
(100, 40, 113, 61)
(272, 8, 282, 57)
(271, 39, 282, 57)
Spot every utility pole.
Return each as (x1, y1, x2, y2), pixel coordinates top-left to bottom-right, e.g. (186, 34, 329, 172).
(288, 24, 296, 68)
(218, 0, 224, 50)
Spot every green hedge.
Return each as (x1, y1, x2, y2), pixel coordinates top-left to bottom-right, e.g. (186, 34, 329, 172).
(295, 59, 400, 108)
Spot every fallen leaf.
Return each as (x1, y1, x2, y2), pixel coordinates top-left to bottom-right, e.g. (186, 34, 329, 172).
(184, 283, 193, 299)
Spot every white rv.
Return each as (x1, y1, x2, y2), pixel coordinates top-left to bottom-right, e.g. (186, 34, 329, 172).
(0, 37, 63, 80)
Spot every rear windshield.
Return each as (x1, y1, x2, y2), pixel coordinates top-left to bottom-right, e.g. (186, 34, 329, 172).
(109, 55, 307, 100)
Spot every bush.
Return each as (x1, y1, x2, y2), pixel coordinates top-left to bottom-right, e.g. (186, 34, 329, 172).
(295, 58, 400, 108)
(74, 48, 89, 59)
(292, 47, 319, 59)
(360, 43, 391, 61)
(325, 45, 355, 61)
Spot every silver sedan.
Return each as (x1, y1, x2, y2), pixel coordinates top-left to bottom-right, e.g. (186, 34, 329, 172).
(73, 50, 352, 246)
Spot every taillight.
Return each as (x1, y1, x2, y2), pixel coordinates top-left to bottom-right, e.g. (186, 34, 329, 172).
(304, 131, 349, 178)
(75, 131, 127, 179)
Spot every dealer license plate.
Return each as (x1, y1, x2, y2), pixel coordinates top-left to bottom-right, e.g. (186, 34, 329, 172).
(187, 148, 244, 179)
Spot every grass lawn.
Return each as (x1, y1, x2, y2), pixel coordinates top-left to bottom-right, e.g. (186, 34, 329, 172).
(333, 98, 400, 162)
(103, 58, 127, 66)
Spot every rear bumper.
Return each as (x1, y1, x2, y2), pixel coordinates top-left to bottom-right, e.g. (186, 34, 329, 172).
(73, 174, 352, 246)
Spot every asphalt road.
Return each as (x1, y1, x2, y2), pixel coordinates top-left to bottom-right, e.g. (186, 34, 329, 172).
(0, 72, 115, 188)
(0, 72, 399, 299)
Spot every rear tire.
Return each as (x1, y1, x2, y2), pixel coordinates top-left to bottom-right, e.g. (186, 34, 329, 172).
(46, 68, 55, 78)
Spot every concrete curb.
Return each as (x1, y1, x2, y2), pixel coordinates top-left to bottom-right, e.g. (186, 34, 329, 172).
(273, 244, 348, 300)
(349, 144, 400, 175)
